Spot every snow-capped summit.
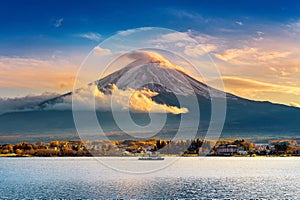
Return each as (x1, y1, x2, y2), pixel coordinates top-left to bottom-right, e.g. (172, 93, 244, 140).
(96, 51, 235, 99)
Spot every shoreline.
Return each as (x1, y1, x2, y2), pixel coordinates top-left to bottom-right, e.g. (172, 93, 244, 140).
(1, 138, 299, 157)
(1, 154, 298, 158)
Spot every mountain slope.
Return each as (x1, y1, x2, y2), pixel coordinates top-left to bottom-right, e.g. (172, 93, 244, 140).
(0, 56, 299, 142)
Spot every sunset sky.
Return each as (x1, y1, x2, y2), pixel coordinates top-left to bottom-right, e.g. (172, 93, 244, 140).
(0, 0, 300, 107)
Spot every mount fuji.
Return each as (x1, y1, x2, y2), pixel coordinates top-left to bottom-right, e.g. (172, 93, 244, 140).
(0, 51, 299, 143)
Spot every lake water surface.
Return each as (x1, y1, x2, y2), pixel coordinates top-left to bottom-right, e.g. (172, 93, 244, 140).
(0, 157, 299, 199)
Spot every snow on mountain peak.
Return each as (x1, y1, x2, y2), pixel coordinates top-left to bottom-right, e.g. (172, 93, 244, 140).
(126, 51, 186, 73)
(96, 50, 236, 99)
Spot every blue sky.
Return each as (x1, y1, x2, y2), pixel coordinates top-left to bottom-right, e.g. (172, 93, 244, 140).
(1, 0, 299, 56)
(0, 0, 300, 107)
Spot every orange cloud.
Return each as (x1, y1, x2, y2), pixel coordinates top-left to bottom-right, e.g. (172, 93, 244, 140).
(209, 76, 300, 107)
(0, 56, 78, 93)
(68, 84, 189, 114)
(221, 77, 300, 94)
(213, 44, 300, 92)
(289, 102, 300, 108)
(215, 47, 291, 65)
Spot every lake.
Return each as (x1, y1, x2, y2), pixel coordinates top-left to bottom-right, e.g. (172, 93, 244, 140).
(0, 157, 299, 199)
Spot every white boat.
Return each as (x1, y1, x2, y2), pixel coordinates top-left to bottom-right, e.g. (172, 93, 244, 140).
(138, 156, 164, 160)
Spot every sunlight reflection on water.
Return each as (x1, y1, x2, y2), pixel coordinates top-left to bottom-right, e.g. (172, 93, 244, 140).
(0, 157, 299, 199)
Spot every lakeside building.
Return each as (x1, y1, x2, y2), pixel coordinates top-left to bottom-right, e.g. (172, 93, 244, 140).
(216, 145, 238, 156)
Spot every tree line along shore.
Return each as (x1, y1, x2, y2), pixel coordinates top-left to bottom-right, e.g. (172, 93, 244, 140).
(0, 138, 299, 157)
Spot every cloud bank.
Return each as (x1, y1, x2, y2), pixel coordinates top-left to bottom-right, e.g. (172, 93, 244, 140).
(47, 84, 189, 114)
(0, 92, 59, 114)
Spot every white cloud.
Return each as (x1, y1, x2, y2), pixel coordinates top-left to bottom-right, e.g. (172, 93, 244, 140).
(126, 51, 186, 72)
(204, 44, 218, 52)
(168, 9, 203, 20)
(184, 44, 217, 57)
(47, 84, 189, 114)
(253, 37, 264, 41)
(190, 32, 219, 44)
(151, 31, 223, 57)
(253, 31, 265, 41)
(93, 46, 112, 56)
(257, 31, 264, 36)
(117, 28, 153, 36)
(118, 29, 137, 36)
(175, 42, 185, 47)
(54, 18, 63, 28)
(235, 21, 243, 26)
(287, 19, 300, 33)
(153, 32, 194, 43)
(77, 32, 101, 41)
